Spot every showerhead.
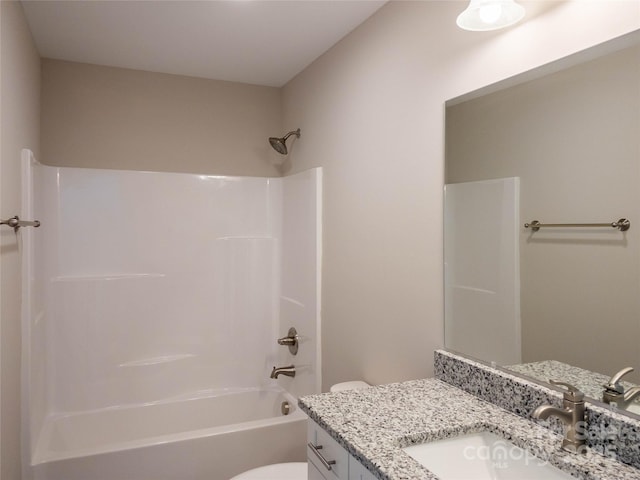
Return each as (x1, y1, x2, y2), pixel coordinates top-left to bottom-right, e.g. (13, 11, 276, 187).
(269, 129, 301, 155)
(269, 137, 288, 155)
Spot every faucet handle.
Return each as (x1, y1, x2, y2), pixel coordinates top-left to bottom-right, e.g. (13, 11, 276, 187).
(549, 380, 585, 402)
(277, 327, 298, 355)
(604, 367, 634, 394)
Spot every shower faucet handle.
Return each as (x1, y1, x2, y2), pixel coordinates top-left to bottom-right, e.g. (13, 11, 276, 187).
(277, 327, 298, 355)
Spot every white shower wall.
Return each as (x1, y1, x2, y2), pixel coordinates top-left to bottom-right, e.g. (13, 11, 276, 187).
(444, 178, 520, 365)
(26, 162, 321, 454)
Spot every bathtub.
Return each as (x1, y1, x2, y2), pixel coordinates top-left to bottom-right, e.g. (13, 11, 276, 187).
(30, 387, 307, 480)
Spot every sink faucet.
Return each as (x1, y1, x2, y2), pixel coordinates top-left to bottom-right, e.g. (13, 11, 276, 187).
(532, 380, 586, 454)
(270, 365, 295, 379)
(602, 367, 640, 410)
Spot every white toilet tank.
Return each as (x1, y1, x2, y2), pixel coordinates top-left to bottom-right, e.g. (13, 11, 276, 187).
(329, 381, 370, 392)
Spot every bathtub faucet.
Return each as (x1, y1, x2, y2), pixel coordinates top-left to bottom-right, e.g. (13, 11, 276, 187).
(271, 365, 295, 379)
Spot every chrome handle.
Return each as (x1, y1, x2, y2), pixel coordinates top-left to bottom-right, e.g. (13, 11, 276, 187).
(307, 442, 336, 471)
(1, 215, 40, 232)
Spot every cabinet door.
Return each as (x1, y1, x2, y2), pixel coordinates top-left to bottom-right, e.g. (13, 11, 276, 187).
(309, 460, 329, 480)
(307, 420, 349, 480)
(348, 458, 377, 480)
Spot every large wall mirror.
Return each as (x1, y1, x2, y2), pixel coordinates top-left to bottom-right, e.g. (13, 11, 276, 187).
(444, 31, 640, 416)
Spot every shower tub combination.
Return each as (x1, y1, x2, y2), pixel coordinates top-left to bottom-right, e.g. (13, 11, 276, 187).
(31, 387, 306, 480)
(22, 153, 321, 480)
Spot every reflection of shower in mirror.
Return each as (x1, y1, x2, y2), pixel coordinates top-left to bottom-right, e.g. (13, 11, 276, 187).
(445, 35, 640, 407)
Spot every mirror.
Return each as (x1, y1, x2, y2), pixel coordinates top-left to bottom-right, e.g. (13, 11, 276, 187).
(444, 32, 640, 413)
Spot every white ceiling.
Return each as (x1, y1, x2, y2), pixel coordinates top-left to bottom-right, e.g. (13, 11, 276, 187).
(21, 0, 387, 87)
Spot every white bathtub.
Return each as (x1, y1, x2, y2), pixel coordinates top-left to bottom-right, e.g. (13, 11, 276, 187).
(30, 387, 307, 480)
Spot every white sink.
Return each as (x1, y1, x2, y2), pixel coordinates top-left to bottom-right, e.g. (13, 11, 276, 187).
(626, 402, 640, 415)
(403, 431, 574, 479)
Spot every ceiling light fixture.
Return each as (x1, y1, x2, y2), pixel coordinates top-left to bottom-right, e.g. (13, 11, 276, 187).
(456, 0, 525, 31)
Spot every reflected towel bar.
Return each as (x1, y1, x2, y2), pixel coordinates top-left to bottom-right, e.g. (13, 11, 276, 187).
(524, 218, 630, 232)
(1, 215, 40, 232)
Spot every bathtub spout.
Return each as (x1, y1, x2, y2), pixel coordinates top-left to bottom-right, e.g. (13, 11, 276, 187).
(271, 365, 295, 379)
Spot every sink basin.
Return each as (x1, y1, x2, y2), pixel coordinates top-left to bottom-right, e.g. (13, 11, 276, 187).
(626, 403, 640, 415)
(403, 431, 574, 479)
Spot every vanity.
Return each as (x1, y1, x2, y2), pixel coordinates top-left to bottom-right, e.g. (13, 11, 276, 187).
(300, 350, 640, 480)
(307, 418, 376, 480)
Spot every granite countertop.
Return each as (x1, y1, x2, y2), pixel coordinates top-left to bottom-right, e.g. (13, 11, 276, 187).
(299, 378, 640, 480)
(508, 360, 640, 407)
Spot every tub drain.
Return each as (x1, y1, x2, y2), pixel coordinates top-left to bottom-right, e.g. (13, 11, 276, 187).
(281, 401, 291, 415)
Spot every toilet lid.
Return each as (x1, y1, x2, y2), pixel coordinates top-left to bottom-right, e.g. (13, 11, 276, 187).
(230, 462, 307, 480)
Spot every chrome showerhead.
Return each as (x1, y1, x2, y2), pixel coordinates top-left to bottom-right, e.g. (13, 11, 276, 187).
(269, 129, 301, 155)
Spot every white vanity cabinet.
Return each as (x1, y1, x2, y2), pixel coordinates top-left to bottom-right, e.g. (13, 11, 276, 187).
(307, 419, 377, 480)
(347, 457, 378, 480)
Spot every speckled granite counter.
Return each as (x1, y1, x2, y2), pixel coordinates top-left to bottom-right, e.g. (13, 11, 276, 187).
(508, 359, 640, 408)
(299, 378, 640, 480)
(435, 350, 640, 468)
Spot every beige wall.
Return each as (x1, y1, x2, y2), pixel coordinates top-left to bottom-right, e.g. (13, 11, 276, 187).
(281, 0, 640, 391)
(446, 45, 640, 380)
(41, 59, 283, 176)
(0, 1, 41, 478)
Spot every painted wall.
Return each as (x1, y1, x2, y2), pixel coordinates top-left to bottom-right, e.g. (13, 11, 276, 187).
(41, 59, 284, 177)
(0, 1, 41, 478)
(281, 0, 640, 391)
(446, 45, 640, 380)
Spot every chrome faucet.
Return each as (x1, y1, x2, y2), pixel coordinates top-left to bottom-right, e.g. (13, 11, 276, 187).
(270, 365, 296, 379)
(532, 380, 586, 453)
(602, 367, 640, 410)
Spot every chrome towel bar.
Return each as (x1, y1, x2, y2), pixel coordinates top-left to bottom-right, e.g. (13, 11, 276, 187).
(1, 215, 41, 232)
(524, 218, 630, 232)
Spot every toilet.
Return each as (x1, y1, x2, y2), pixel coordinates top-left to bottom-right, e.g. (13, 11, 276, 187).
(328, 381, 370, 392)
(230, 462, 308, 480)
(230, 381, 370, 480)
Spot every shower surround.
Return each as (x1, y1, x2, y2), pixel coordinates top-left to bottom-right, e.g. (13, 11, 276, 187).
(22, 154, 321, 479)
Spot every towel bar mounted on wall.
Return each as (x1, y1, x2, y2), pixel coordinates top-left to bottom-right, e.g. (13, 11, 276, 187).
(524, 218, 630, 232)
(0, 215, 40, 233)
